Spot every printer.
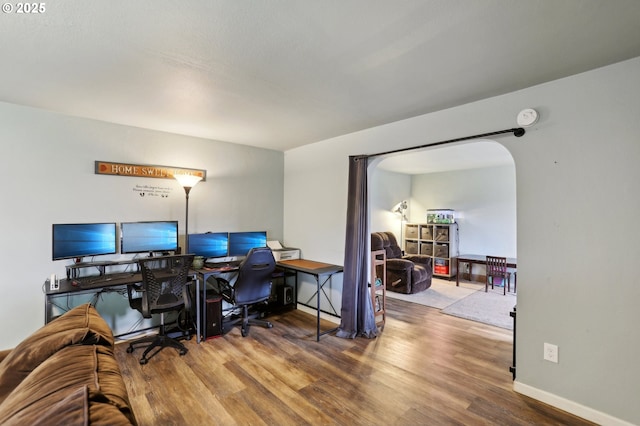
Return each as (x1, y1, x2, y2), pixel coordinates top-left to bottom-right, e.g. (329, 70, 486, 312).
(267, 241, 300, 261)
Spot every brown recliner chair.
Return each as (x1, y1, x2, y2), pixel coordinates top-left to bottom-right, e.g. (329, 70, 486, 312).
(371, 231, 432, 294)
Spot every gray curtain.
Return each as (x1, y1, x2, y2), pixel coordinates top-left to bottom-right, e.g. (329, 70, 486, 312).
(337, 155, 378, 339)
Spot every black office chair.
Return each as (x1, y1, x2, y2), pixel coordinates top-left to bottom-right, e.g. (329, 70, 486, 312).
(212, 247, 276, 337)
(126, 254, 194, 364)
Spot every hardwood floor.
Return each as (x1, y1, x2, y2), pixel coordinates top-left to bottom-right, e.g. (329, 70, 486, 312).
(115, 298, 594, 425)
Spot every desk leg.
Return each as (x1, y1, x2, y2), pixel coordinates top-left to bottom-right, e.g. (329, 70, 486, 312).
(196, 277, 201, 344)
(316, 275, 321, 342)
(316, 273, 339, 342)
(456, 259, 460, 286)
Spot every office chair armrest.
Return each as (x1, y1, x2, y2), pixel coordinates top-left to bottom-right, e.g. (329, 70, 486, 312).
(126, 283, 150, 316)
(141, 290, 151, 318)
(126, 282, 151, 318)
(126, 284, 134, 301)
(182, 280, 194, 313)
(211, 277, 234, 299)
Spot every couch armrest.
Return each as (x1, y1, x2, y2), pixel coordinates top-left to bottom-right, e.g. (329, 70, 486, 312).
(385, 259, 414, 292)
(386, 258, 414, 272)
(0, 349, 11, 364)
(403, 254, 432, 267)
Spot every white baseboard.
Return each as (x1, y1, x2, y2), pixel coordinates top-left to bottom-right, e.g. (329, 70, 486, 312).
(513, 381, 635, 426)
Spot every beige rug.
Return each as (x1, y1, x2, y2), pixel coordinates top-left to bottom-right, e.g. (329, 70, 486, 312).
(385, 278, 483, 309)
(386, 278, 516, 329)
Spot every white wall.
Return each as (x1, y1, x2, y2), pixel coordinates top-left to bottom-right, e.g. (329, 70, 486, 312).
(369, 168, 411, 239)
(0, 102, 284, 348)
(283, 57, 640, 424)
(411, 164, 517, 257)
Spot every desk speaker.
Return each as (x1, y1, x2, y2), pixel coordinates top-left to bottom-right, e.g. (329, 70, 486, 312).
(280, 285, 293, 306)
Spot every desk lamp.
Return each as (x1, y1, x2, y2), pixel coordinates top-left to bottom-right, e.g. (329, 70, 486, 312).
(174, 173, 202, 254)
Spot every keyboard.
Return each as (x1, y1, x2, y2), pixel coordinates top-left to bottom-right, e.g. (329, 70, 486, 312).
(203, 260, 241, 271)
(73, 272, 138, 289)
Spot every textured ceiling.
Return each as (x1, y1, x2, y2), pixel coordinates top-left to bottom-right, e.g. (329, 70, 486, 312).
(2, 0, 640, 155)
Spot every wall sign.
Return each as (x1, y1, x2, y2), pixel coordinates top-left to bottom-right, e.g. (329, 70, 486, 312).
(95, 161, 206, 181)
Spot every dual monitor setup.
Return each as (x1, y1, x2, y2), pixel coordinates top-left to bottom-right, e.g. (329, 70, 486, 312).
(52, 221, 267, 262)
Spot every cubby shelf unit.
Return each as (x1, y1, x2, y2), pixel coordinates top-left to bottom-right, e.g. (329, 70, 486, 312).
(404, 223, 459, 279)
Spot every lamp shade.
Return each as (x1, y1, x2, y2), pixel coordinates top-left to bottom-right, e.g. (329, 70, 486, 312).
(392, 200, 408, 214)
(174, 174, 202, 188)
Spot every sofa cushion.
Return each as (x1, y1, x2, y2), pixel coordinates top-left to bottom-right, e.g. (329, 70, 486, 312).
(0, 344, 134, 425)
(0, 304, 113, 403)
(0, 384, 88, 426)
(381, 232, 403, 259)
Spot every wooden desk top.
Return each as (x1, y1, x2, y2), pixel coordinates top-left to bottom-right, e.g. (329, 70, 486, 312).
(277, 259, 343, 275)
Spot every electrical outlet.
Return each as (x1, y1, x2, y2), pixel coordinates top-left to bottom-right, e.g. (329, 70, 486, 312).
(544, 342, 558, 363)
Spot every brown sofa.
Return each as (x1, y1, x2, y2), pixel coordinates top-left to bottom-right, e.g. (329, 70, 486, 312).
(372, 231, 433, 294)
(0, 304, 136, 425)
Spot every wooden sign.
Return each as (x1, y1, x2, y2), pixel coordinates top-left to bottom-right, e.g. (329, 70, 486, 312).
(95, 161, 206, 181)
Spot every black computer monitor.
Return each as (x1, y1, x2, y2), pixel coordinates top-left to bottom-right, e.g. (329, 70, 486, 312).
(188, 232, 229, 258)
(120, 221, 179, 254)
(52, 222, 117, 261)
(228, 231, 267, 257)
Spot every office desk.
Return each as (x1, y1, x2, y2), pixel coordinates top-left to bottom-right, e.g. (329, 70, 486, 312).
(456, 254, 517, 286)
(44, 273, 143, 324)
(277, 259, 343, 341)
(44, 270, 199, 339)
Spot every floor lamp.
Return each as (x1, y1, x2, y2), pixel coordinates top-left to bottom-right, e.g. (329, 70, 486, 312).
(391, 200, 408, 248)
(174, 174, 202, 254)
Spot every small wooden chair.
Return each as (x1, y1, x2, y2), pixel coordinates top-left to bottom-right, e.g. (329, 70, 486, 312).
(486, 256, 512, 295)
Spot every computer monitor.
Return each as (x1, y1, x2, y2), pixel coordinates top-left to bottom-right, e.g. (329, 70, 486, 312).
(52, 222, 117, 261)
(188, 232, 229, 258)
(228, 231, 267, 257)
(120, 221, 179, 254)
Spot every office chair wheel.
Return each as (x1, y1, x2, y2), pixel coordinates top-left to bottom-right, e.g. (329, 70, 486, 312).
(179, 348, 188, 356)
(126, 346, 134, 353)
(139, 358, 148, 365)
(241, 327, 248, 337)
(267, 322, 273, 328)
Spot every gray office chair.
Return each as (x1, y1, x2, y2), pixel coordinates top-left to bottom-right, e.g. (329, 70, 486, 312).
(126, 254, 194, 364)
(212, 247, 276, 337)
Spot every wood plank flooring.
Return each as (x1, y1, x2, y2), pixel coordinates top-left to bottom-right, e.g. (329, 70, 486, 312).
(114, 298, 594, 425)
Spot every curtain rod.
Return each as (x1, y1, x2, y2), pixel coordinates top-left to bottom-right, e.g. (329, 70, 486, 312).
(364, 127, 525, 159)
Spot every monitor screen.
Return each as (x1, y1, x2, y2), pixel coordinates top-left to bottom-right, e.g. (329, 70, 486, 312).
(228, 231, 267, 257)
(120, 221, 179, 254)
(188, 232, 229, 258)
(52, 223, 117, 261)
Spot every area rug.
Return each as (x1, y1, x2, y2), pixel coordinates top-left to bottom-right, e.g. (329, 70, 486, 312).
(385, 279, 482, 309)
(442, 289, 516, 329)
(386, 279, 515, 330)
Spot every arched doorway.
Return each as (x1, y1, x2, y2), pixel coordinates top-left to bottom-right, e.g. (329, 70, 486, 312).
(367, 140, 517, 328)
